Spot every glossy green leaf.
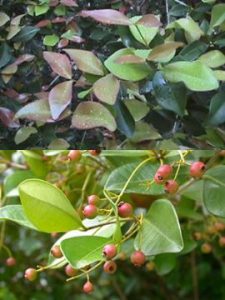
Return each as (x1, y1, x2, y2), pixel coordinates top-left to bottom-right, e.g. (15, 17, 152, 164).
(209, 91, 225, 126)
(105, 161, 164, 195)
(129, 121, 161, 143)
(203, 166, 225, 217)
(124, 99, 149, 122)
(0, 205, 37, 229)
(162, 61, 219, 91)
(134, 199, 183, 255)
(19, 179, 83, 232)
(0, 12, 10, 26)
(210, 4, 225, 28)
(104, 48, 152, 81)
(61, 236, 110, 268)
(72, 101, 117, 131)
(14, 127, 38, 145)
(114, 99, 135, 138)
(21, 151, 48, 178)
(4, 170, 35, 195)
(13, 26, 40, 42)
(43, 34, 59, 46)
(155, 254, 177, 275)
(199, 50, 225, 68)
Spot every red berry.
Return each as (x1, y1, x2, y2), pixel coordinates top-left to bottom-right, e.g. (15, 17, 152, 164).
(190, 161, 205, 178)
(103, 244, 117, 259)
(201, 243, 212, 254)
(131, 251, 146, 267)
(24, 268, 37, 281)
(118, 202, 133, 218)
(88, 195, 99, 205)
(83, 281, 94, 294)
(154, 164, 173, 184)
(6, 257, 16, 267)
(89, 150, 101, 156)
(214, 222, 225, 231)
(164, 180, 179, 194)
(103, 261, 117, 274)
(83, 204, 97, 219)
(51, 245, 63, 258)
(219, 237, 225, 247)
(68, 150, 82, 161)
(65, 264, 77, 277)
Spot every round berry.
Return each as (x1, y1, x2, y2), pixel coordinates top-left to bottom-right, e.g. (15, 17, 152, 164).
(83, 204, 97, 219)
(154, 172, 164, 184)
(146, 261, 155, 271)
(164, 180, 179, 194)
(6, 257, 16, 267)
(214, 222, 225, 231)
(68, 150, 82, 161)
(83, 281, 94, 294)
(88, 195, 99, 205)
(131, 251, 146, 267)
(51, 245, 63, 258)
(103, 261, 117, 274)
(156, 164, 173, 179)
(89, 150, 101, 156)
(201, 243, 212, 254)
(24, 268, 37, 281)
(103, 244, 117, 259)
(190, 161, 205, 178)
(219, 237, 225, 247)
(118, 202, 133, 218)
(193, 232, 202, 241)
(65, 264, 77, 277)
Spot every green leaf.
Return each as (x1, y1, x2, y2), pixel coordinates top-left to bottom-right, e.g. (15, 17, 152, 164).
(0, 205, 37, 229)
(155, 253, 177, 275)
(14, 127, 38, 145)
(13, 26, 40, 42)
(129, 121, 161, 143)
(104, 48, 152, 81)
(129, 16, 158, 46)
(19, 179, 83, 232)
(35, 4, 49, 16)
(210, 4, 225, 28)
(0, 43, 12, 68)
(162, 61, 219, 92)
(105, 161, 164, 195)
(152, 72, 187, 117)
(209, 91, 225, 126)
(61, 236, 110, 268)
(134, 199, 183, 255)
(0, 12, 10, 27)
(21, 151, 48, 178)
(203, 166, 225, 217)
(199, 50, 225, 68)
(72, 101, 117, 132)
(64, 49, 104, 76)
(43, 34, 59, 46)
(93, 74, 120, 105)
(114, 99, 135, 138)
(4, 170, 35, 195)
(124, 99, 149, 122)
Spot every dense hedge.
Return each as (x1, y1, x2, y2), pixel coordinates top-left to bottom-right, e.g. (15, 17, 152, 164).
(0, 1, 225, 148)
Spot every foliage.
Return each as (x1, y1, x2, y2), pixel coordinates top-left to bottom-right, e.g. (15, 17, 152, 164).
(2, 150, 225, 299)
(0, 0, 225, 149)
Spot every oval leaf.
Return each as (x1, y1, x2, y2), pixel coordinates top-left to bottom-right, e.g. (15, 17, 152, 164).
(19, 179, 83, 232)
(72, 101, 117, 131)
(43, 51, 72, 79)
(93, 74, 120, 105)
(49, 80, 73, 120)
(134, 199, 183, 255)
(79, 9, 131, 26)
(64, 49, 104, 76)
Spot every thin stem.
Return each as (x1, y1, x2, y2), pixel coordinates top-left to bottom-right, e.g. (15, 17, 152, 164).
(165, 0, 170, 25)
(66, 261, 103, 282)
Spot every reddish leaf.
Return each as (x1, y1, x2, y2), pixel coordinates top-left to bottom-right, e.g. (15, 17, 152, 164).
(14, 54, 35, 65)
(64, 49, 104, 76)
(136, 14, 162, 27)
(60, 0, 78, 7)
(36, 19, 51, 28)
(79, 9, 131, 26)
(49, 80, 73, 120)
(0, 107, 19, 128)
(43, 51, 72, 79)
(116, 55, 145, 64)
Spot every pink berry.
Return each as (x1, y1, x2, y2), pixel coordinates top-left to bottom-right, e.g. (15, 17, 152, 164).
(88, 195, 99, 205)
(6, 257, 16, 267)
(65, 264, 77, 277)
(103, 244, 117, 259)
(24, 268, 37, 281)
(190, 161, 205, 178)
(118, 202, 133, 218)
(83, 204, 97, 219)
(130, 251, 146, 267)
(164, 180, 179, 194)
(68, 150, 82, 161)
(103, 261, 117, 274)
(51, 245, 63, 258)
(83, 281, 94, 294)
(154, 164, 173, 184)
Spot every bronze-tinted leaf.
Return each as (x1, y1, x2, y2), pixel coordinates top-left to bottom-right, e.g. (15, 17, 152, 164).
(147, 42, 184, 62)
(49, 80, 73, 120)
(136, 14, 162, 27)
(64, 49, 104, 76)
(43, 51, 72, 79)
(93, 74, 120, 105)
(0, 107, 19, 128)
(72, 101, 117, 131)
(116, 55, 145, 64)
(79, 9, 131, 26)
